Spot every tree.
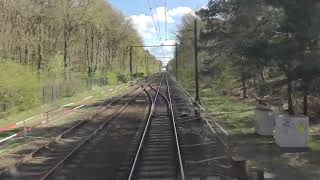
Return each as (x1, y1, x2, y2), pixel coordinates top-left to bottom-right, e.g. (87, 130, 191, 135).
(198, 0, 267, 98)
(266, 0, 320, 114)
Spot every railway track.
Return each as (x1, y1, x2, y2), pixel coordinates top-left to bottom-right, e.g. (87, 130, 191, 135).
(0, 81, 148, 180)
(0, 73, 232, 180)
(40, 91, 150, 180)
(122, 74, 185, 180)
(168, 75, 232, 179)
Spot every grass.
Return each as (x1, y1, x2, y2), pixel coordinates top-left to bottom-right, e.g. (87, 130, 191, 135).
(310, 136, 320, 151)
(175, 71, 320, 178)
(199, 87, 320, 147)
(0, 83, 130, 128)
(200, 88, 255, 135)
(0, 138, 31, 155)
(195, 87, 320, 179)
(0, 81, 134, 156)
(0, 128, 23, 139)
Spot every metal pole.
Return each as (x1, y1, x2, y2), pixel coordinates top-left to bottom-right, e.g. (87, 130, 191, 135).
(175, 43, 178, 81)
(129, 46, 133, 80)
(147, 56, 149, 75)
(194, 19, 200, 103)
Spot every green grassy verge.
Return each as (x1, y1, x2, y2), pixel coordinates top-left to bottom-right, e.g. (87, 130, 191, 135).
(0, 128, 23, 139)
(197, 87, 320, 179)
(200, 88, 255, 135)
(0, 83, 129, 128)
(0, 82, 134, 155)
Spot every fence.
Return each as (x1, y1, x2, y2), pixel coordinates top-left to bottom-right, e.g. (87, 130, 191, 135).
(0, 77, 107, 113)
(42, 77, 107, 104)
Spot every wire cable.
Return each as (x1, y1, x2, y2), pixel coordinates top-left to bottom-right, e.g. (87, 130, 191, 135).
(147, 0, 161, 43)
(165, 0, 168, 40)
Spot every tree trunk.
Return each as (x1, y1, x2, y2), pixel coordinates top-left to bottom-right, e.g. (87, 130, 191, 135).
(90, 27, 94, 76)
(24, 43, 28, 64)
(48, 25, 51, 55)
(287, 77, 294, 115)
(260, 70, 265, 82)
(242, 72, 247, 99)
(63, 25, 68, 79)
(122, 48, 126, 72)
(37, 22, 42, 75)
(303, 82, 309, 115)
(104, 46, 108, 73)
(18, 46, 22, 64)
(85, 25, 90, 76)
(95, 40, 100, 72)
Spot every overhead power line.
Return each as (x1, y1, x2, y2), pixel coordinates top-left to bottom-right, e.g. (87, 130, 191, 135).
(165, 0, 168, 40)
(153, 0, 161, 40)
(146, 0, 167, 60)
(147, 0, 161, 43)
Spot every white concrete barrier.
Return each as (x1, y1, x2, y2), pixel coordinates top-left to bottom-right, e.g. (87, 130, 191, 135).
(275, 114, 309, 148)
(255, 108, 274, 135)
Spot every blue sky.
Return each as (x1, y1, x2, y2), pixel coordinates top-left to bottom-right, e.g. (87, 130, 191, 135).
(108, 0, 208, 64)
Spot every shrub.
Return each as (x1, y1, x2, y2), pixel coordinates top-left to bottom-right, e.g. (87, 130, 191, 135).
(0, 62, 41, 113)
(106, 72, 118, 85)
(117, 73, 129, 83)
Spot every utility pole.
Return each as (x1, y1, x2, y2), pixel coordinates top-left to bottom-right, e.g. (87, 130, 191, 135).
(175, 43, 178, 81)
(129, 46, 133, 80)
(194, 19, 200, 103)
(146, 57, 149, 75)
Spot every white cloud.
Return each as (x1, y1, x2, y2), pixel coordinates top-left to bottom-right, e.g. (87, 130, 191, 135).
(153, 6, 195, 24)
(161, 39, 176, 54)
(130, 14, 155, 39)
(130, 6, 195, 63)
(146, 39, 176, 66)
(167, 7, 195, 17)
(154, 7, 174, 23)
(161, 39, 176, 65)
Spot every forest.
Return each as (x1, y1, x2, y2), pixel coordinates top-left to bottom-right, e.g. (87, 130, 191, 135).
(169, 0, 320, 118)
(0, 0, 161, 114)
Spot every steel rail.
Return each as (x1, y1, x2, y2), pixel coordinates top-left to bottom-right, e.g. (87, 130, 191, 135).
(144, 76, 186, 180)
(127, 75, 164, 180)
(168, 75, 235, 179)
(148, 85, 170, 105)
(0, 85, 144, 178)
(165, 74, 186, 180)
(169, 75, 230, 149)
(40, 88, 145, 180)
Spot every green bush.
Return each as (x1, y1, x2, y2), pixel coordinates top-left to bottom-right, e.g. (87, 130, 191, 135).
(0, 62, 41, 113)
(117, 73, 129, 83)
(106, 72, 119, 85)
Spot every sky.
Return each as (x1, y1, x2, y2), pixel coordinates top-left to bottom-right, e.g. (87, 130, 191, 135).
(108, 0, 208, 65)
